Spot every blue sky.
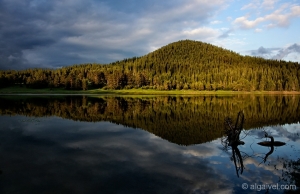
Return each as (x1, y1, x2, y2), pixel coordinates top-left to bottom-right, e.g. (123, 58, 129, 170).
(0, 0, 299, 70)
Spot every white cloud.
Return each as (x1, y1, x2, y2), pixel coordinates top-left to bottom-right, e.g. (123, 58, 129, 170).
(255, 28, 262, 32)
(241, 0, 260, 10)
(234, 3, 300, 29)
(211, 20, 222, 24)
(214, 37, 246, 49)
(240, 0, 278, 10)
(261, 0, 277, 9)
(233, 16, 265, 29)
(183, 27, 219, 37)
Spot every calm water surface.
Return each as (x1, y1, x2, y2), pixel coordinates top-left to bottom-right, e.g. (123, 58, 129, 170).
(0, 95, 299, 194)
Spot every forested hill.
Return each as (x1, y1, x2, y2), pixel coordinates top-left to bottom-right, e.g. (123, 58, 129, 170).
(1, 40, 300, 91)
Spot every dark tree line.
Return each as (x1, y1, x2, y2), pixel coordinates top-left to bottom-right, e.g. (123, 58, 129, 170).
(1, 95, 300, 145)
(1, 40, 300, 91)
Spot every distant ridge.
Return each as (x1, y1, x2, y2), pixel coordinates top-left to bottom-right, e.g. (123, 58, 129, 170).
(0, 40, 300, 91)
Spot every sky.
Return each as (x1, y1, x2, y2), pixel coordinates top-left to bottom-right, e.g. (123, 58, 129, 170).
(0, 0, 300, 70)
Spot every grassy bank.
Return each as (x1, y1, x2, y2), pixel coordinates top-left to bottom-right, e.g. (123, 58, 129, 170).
(1, 86, 300, 95)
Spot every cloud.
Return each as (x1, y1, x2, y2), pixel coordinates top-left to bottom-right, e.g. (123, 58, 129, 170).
(211, 20, 222, 24)
(241, 0, 260, 10)
(248, 44, 300, 60)
(241, 0, 278, 11)
(233, 16, 264, 29)
(272, 43, 300, 60)
(234, 3, 300, 29)
(251, 46, 274, 56)
(261, 0, 277, 10)
(226, 16, 233, 21)
(254, 28, 263, 32)
(218, 28, 234, 38)
(0, 0, 228, 70)
(183, 27, 220, 40)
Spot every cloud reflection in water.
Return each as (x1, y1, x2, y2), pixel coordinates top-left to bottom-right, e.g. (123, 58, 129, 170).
(0, 114, 299, 193)
(0, 116, 234, 194)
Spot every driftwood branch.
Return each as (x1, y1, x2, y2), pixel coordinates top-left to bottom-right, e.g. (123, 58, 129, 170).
(223, 111, 245, 177)
(224, 111, 245, 146)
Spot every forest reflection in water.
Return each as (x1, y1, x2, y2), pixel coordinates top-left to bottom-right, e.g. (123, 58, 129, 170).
(0, 94, 299, 193)
(0, 94, 300, 145)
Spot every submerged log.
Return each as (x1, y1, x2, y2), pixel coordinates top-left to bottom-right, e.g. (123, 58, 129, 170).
(257, 132, 286, 147)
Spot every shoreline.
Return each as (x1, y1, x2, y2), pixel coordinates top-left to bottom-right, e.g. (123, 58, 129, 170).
(1, 87, 300, 95)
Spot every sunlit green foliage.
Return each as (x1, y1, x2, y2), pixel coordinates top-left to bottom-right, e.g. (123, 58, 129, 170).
(0, 40, 299, 91)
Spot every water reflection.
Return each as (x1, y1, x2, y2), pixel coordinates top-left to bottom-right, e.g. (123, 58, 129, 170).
(222, 111, 245, 178)
(223, 124, 300, 192)
(1, 95, 300, 145)
(0, 95, 299, 193)
(0, 116, 233, 193)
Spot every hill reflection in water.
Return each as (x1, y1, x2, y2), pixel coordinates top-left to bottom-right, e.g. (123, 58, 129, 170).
(0, 95, 299, 145)
(0, 95, 300, 193)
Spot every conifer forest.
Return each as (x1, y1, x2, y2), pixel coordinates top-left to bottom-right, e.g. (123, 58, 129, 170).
(1, 40, 299, 91)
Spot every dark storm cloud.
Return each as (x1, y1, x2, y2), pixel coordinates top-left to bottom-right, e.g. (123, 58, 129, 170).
(0, 0, 226, 70)
(0, 0, 57, 69)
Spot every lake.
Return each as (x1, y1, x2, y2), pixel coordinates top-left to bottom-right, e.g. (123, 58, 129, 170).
(0, 95, 299, 194)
